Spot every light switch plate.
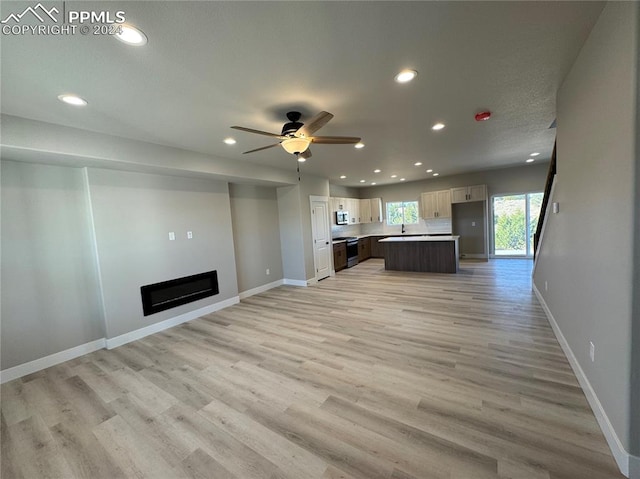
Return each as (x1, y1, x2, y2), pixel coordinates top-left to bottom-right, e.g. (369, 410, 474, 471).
(168, 232, 176, 241)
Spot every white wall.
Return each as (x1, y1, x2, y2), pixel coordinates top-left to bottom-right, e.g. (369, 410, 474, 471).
(1, 160, 104, 369)
(86, 168, 239, 339)
(229, 183, 284, 293)
(533, 1, 638, 473)
(277, 173, 330, 282)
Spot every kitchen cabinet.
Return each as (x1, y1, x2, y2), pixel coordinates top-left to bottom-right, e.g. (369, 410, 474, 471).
(370, 198, 383, 222)
(358, 237, 371, 261)
(359, 199, 372, 224)
(333, 242, 347, 271)
(329, 196, 383, 224)
(370, 236, 385, 258)
(420, 190, 451, 219)
(347, 198, 360, 224)
(451, 184, 487, 203)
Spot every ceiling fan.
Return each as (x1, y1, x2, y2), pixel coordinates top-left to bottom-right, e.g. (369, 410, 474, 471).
(231, 111, 361, 161)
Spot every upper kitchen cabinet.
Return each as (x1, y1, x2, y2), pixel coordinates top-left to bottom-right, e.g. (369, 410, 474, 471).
(329, 196, 382, 224)
(451, 185, 487, 204)
(346, 198, 360, 224)
(370, 198, 383, 223)
(420, 190, 452, 219)
(358, 199, 371, 223)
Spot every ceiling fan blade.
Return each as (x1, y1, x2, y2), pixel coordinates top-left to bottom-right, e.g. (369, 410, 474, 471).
(242, 143, 280, 154)
(310, 136, 361, 144)
(299, 148, 312, 160)
(231, 126, 284, 139)
(296, 111, 334, 137)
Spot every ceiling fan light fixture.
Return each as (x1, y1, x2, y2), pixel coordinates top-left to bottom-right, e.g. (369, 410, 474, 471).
(281, 137, 311, 155)
(354, 142, 365, 149)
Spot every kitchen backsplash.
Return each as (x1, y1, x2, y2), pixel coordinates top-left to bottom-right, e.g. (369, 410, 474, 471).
(332, 218, 452, 238)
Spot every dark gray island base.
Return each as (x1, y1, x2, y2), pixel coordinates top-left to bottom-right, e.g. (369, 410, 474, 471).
(380, 236, 460, 273)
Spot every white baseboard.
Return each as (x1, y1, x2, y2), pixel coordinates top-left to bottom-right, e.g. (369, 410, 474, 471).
(307, 277, 318, 286)
(283, 278, 308, 287)
(239, 279, 284, 299)
(0, 338, 106, 384)
(533, 284, 630, 477)
(0, 297, 242, 383)
(105, 296, 240, 349)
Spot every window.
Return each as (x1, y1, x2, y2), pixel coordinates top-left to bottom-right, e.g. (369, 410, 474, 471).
(386, 201, 419, 225)
(492, 192, 543, 257)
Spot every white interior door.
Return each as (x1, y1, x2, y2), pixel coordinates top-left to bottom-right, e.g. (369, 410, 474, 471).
(311, 199, 331, 280)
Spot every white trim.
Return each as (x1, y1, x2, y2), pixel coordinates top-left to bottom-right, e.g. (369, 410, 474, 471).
(307, 277, 318, 286)
(533, 284, 630, 477)
(532, 177, 557, 276)
(239, 279, 284, 299)
(309, 196, 332, 282)
(0, 338, 106, 384)
(283, 278, 308, 287)
(105, 297, 240, 349)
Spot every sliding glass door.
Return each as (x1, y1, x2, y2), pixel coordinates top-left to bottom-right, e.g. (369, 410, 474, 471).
(493, 192, 543, 257)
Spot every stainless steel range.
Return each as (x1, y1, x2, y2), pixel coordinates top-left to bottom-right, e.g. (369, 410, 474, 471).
(334, 236, 359, 268)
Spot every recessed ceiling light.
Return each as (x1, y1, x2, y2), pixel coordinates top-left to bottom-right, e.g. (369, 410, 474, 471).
(340, 175, 347, 179)
(432, 123, 446, 131)
(414, 162, 422, 166)
(374, 169, 381, 173)
(360, 179, 366, 183)
(530, 152, 540, 157)
(426, 169, 433, 173)
(526, 158, 535, 163)
(394, 69, 418, 83)
(433, 173, 439, 176)
(354, 142, 365, 149)
(400, 178, 406, 181)
(114, 24, 148, 46)
(390, 174, 397, 178)
(223, 137, 236, 145)
(297, 157, 306, 163)
(57, 94, 87, 106)
(371, 182, 377, 185)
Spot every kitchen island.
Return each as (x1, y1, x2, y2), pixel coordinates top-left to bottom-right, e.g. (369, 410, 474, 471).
(379, 235, 460, 273)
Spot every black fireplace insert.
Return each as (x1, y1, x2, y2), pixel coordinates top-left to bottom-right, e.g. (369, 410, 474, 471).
(141, 270, 219, 316)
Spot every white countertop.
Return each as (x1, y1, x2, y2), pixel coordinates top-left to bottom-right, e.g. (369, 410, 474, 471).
(378, 235, 459, 242)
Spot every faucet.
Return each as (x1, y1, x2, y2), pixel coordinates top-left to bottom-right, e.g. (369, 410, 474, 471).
(401, 223, 406, 234)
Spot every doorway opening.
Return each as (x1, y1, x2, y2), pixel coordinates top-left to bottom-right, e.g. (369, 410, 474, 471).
(492, 192, 543, 257)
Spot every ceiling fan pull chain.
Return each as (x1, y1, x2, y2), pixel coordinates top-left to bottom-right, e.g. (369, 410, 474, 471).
(297, 155, 301, 182)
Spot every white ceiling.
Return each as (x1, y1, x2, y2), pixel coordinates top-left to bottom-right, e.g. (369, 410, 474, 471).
(0, 1, 604, 187)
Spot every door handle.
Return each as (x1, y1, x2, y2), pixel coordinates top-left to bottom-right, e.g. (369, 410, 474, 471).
(326, 241, 329, 245)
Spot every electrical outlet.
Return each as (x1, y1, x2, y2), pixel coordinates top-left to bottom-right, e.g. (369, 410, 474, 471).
(168, 232, 175, 241)
(187, 231, 193, 239)
(544, 281, 548, 292)
(266, 268, 270, 275)
(471, 221, 476, 227)
(589, 341, 595, 362)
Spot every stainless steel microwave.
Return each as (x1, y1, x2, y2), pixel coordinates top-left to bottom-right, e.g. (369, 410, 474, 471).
(336, 210, 349, 225)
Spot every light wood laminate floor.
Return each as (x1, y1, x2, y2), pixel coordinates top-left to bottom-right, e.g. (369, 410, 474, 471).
(1, 259, 624, 478)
